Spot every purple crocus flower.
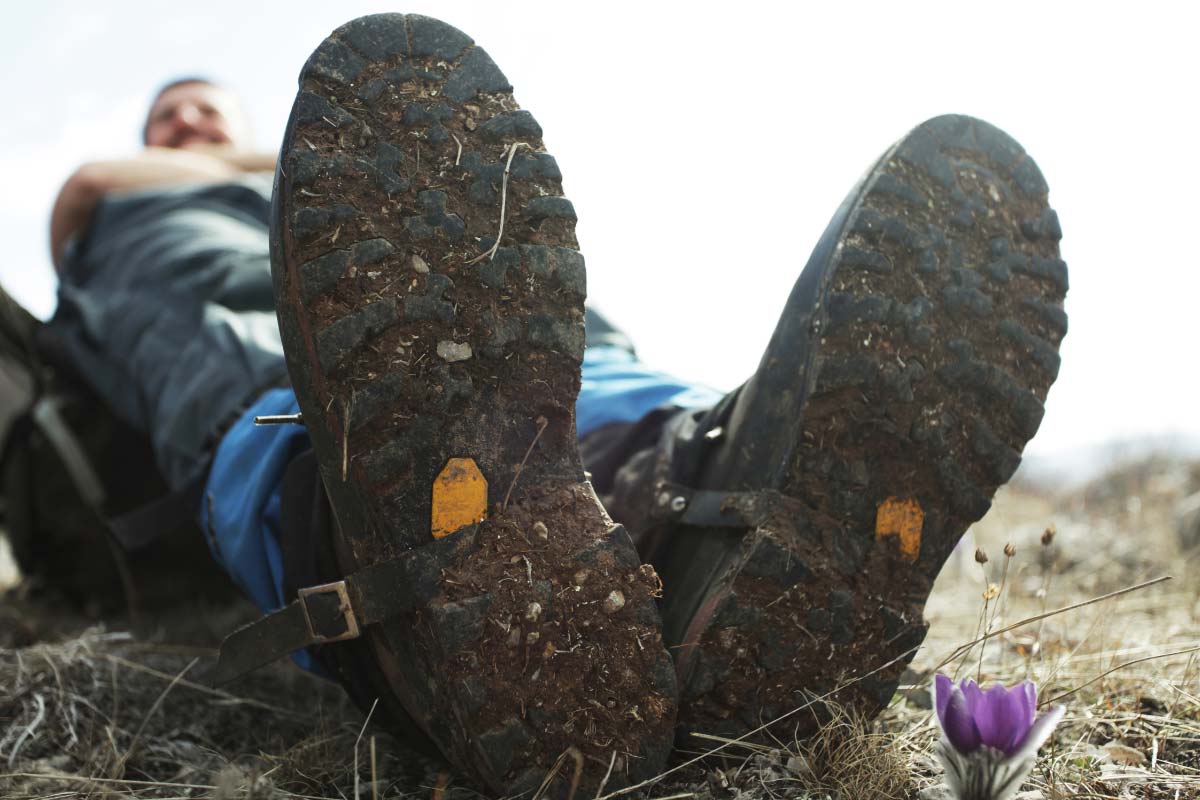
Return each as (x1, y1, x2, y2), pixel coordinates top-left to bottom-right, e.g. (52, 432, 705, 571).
(932, 674, 1064, 800)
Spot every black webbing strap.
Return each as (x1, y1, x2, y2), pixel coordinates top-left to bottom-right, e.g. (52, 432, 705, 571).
(647, 482, 806, 530)
(104, 390, 292, 551)
(201, 550, 422, 687)
(107, 474, 207, 550)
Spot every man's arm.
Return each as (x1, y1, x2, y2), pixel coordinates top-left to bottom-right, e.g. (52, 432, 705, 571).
(48, 147, 272, 268)
(187, 145, 277, 173)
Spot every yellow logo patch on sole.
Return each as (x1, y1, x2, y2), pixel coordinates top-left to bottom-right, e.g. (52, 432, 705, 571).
(875, 497, 923, 562)
(432, 457, 488, 539)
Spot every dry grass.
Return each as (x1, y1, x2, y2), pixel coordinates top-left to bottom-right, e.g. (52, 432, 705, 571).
(2, 455, 1199, 799)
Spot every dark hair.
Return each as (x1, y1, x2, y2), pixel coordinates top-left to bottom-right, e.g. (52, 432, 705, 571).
(142, 76, 220, 143)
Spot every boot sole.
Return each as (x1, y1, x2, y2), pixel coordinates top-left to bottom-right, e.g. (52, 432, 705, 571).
(270, 14, 676, 793)
(659, 115, 1067, 738)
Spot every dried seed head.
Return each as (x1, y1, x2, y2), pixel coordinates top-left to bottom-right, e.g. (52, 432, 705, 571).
(1003, 542, 1017, 558)
(602, 590, 626, 615)
(983, 583, 1000, 600)
(524, 602, 542, 622)
(1041, 525, 1056, 546)
(532, 521, 549, 539)
(974, 547, 989, 564)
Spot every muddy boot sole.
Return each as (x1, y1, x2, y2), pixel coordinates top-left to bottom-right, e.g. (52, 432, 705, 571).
(656, 115, 1067, 739)
(270, 14, 676, 795)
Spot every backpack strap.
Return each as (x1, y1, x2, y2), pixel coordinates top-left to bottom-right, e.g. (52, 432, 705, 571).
(30, 395, 105, 509)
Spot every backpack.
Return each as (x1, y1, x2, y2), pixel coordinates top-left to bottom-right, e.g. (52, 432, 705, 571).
(0, 291, 230, 616)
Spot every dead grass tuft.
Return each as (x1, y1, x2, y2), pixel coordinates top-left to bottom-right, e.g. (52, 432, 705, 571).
(788, 703, 913, 799)
(2, 454, 1199, 799)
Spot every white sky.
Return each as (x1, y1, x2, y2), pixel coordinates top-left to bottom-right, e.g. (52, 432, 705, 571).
(2, 1, 1197, 459)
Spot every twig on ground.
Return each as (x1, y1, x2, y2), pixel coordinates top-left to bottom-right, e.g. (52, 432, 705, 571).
(353, 698, 380, 800)
(594, 751, 617, 800)
(6, 693, 45, 768)
(1041, 645, 1200, 707)
(103, 654, 314, 721)
(111, 657, 197, 778)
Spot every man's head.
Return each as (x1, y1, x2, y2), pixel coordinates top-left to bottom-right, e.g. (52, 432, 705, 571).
(143, 78, 253, 150)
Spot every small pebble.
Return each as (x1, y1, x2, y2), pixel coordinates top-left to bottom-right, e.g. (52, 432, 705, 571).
(573, 569, 589, 586)
(437, 340, 472, 362)
(532, 521, 548, 539)
(411, 253, 429, 273)
(602, 590, 625, 615)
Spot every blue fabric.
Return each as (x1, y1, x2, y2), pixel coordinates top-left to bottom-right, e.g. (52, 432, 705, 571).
(201, 387, 313, 670)
(577, 346, 723, 436)
(203, 345, 722, 672)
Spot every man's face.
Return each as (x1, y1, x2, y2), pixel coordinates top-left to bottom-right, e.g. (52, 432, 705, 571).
(144, 82, 252, 150)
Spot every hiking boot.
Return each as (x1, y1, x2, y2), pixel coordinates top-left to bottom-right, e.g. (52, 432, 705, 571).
(605, 115, 1068, 740)
(270, 13, 676, 795)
